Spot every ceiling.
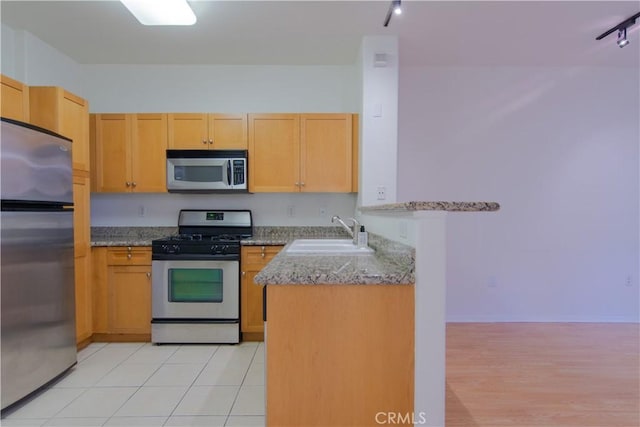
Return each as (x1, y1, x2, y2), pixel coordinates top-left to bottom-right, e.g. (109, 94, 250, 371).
(1, 1, 639, 67)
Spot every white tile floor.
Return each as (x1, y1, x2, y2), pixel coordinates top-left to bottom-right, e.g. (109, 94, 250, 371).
(1, 342, 265, 427)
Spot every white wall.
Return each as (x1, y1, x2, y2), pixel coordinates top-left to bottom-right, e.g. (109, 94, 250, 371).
(91, 192, 356, 227)
(83, 64, 357, 113)
(358, 36, 399, 207)
(398, 66, 640, 322)
(1, 23, 85, 94)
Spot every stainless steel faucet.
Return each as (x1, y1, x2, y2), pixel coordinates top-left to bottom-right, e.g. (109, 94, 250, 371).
(331, 215, 360, 244)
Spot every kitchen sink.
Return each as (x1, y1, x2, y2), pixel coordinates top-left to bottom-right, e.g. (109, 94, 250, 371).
(285, 239, 374, 255)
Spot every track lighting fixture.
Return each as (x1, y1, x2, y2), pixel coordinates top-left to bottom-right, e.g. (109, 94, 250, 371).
(383, 0, 402, 27)
(596, 11, 639, 48)
(617, 28, 629, 48)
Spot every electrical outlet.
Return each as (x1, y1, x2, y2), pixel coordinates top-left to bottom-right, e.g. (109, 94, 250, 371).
(287, 205, 295, 218)
(138, 205, 145, 217)
(377, 186, 386, 200)
(625, 275, 633, 287)
(319, 207, 327, 217)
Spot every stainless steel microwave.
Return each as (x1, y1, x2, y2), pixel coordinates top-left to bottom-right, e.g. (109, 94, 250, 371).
(166, 150, 248, 193)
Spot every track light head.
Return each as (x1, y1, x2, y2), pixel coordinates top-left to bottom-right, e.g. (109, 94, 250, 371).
(393, 0, 402, 15)
(383, 0, 402, 27)
(617, 28, 630, 47)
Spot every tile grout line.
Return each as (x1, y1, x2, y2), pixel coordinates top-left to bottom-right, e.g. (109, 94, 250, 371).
(161, 344, 222, 426)
(47, 342, 136, 422)
(224, 343, 261, 425)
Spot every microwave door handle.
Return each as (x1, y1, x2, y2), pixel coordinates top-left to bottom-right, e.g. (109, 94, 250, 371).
(227, 160, 232, 186)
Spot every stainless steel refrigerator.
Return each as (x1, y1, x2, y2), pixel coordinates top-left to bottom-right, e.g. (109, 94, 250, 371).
(1, 117, 77, 411)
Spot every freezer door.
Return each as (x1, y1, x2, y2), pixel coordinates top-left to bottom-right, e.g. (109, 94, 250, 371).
(1, 118, 73, 204)
(0, 209, 77, 410)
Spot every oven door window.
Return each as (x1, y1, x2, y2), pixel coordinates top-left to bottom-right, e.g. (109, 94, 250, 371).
(168, 268, 223, 303)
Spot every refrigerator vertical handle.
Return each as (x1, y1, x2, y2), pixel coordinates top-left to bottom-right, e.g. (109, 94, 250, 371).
(263, 285, 267, 322)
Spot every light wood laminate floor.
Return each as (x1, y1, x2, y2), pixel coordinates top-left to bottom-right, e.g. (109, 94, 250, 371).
(446, 323, 640, 427)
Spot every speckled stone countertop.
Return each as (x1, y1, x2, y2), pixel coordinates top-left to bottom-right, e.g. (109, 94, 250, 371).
(91, 226, 350, 247)
(242, 226, 350, 245)
(359, 201, 500, 212)
(91, 227, 177, 246)
(254, 233, 415, 286)
(91, 226, 415, 285)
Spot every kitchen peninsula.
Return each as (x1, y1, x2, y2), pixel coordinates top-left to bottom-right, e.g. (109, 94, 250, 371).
(257, 201, 500, 427)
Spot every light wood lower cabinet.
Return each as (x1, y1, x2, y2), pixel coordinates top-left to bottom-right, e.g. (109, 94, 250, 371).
(92, 246, 152, 341)
(241, 245, 283, 341)
(266, 284, 414, 426)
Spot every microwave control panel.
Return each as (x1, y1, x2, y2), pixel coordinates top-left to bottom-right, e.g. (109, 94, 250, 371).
(233, 160, 245, 185)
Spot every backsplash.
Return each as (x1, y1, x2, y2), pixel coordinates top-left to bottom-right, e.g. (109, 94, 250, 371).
(90, 193, 357, 226)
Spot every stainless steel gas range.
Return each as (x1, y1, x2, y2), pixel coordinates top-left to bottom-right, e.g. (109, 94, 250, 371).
(151, 209, 252, 344)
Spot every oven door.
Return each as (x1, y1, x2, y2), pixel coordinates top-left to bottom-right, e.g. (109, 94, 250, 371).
(166, 158, 231, 192)
(152, 259, 239, 320)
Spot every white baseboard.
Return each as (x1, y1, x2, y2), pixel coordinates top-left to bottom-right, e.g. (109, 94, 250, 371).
(445, 314, 640, 323)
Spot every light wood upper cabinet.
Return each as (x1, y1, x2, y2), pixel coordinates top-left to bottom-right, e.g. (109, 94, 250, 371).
(248, 114, 300, 192)
(168, 113, 247, 149)
(1, 74, 30, 122)
(300, 114, 352, 193)
(92, 113, 167, 193)
(29, 87, 90, 172)
(249, 113, 354, 193)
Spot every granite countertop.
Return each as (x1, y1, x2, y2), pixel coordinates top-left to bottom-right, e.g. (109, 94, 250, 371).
(254, 233, 415, 286)
(359, 201, 500, 212)
(91, 227, 177, 246)
(91, 226, 350, 247)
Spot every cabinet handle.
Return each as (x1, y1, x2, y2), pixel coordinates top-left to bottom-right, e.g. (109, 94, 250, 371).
(127, 253, 132, 259)
(300, 182, 305, 186)
(132, 182, 137, 188)
(242, 271, 246, 277)
(209, 139, 213, 145)
(127, 246, 132, 251)
(295, 182, 300, 186)
(126, 181, 131, 187)
(146, 272, 151, 278)
(202, 139, 207, 145)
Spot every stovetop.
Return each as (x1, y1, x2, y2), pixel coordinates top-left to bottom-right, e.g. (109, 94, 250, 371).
(154, 233, 251, 244)
(151, 209, 252, 260)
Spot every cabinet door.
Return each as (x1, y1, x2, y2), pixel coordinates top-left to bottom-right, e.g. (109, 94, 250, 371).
(209, 114, 248, 149)
(241, 246, 282, 339)
(73, 174, 90, 258)
(248, 114, 300, 192)
(132, 114, 167, 192)
(73, 173, 92, 344)
(108, 265, 152, 334)
(61, 91, 90, 172)
(1, 74, 29, 122)
(167, 113, 209, 149)
(93, 114, 132, 192)
(75, 254, 92, 344)
(300, 114, 352, 192)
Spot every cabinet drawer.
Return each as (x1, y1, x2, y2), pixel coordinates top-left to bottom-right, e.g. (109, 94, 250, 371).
(107, 247, 151, 265)
(242, 246, 282, 264)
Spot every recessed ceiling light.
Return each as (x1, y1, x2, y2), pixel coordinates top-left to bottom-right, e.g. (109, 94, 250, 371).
(120, 0, 197, 26)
